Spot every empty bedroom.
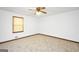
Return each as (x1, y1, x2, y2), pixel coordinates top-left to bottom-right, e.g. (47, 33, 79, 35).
(0, 7, 79, 52)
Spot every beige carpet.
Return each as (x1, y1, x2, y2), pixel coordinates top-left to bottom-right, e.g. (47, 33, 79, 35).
(0, 34, 79, 52)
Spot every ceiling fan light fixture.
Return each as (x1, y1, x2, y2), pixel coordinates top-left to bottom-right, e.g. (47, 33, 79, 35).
(36, 11, 42, 16)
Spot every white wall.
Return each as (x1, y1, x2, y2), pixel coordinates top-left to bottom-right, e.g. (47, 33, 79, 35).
(40, 10, 79, 42)
(0, 10, 37, 42)
(35, 17, 42, 33)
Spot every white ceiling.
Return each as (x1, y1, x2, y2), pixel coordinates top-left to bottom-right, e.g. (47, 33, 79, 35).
(0, 7, 79, 17)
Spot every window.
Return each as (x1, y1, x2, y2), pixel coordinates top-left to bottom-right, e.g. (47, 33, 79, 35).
(13, 16, 24, 33)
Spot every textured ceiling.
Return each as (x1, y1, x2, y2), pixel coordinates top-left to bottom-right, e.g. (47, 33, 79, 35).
(0, 7, 79, 17)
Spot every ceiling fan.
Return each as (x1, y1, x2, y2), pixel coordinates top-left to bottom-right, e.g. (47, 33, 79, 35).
(29, 7, 47, 15)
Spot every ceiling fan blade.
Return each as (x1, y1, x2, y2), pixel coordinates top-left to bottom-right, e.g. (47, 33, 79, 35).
(40, 11, 47, 14)
(41, 7, 46, 9)
(36, 7, 41, 12)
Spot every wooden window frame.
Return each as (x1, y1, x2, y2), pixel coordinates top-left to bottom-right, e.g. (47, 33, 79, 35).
(12, 16, 24, 33)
